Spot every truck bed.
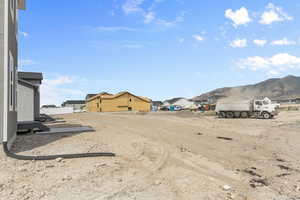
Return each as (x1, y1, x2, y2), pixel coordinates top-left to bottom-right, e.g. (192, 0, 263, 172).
(215, 100, 253, 112)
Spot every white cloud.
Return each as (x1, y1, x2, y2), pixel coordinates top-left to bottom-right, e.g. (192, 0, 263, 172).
(225, 7, 251, 27)
(178, 38, 185, 43)
(144, 12, 155, 24)
(19, 31, 28, 37)
(156, 15, 184, 27)
(271, 37, 296, 46)
(259, 3, 293, 25)
(268, 70, 280, 75)
(238, 53, 300, 73)
(122, 0, 145, 14)
(239, 56, 270, 70)
(230, 38, 247, 48)
(193, 35, 204, 42)
(44, 76, 73, 86)
(96, 26, 138, 32)
(253, 39, 267, 47)
(122, 0, 183, 27)
(41, 76, 83, 106)
(19, 59, 36, 67)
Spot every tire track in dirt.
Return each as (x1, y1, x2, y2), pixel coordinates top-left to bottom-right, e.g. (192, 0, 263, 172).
(90, 144, 170, 200)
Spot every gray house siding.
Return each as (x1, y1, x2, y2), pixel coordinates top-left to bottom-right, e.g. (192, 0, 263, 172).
(1, 0, 18, 146)
(0, 0, 4, 143)
(18, 72, 43, 120)
(17, 82, 35, 121)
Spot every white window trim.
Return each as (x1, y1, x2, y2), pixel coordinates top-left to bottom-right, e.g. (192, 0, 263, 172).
(9, 51, 14, 112)
(10, 0, 15, 22)
(15, 61, 18, 111)
(3, 0, 9, 142)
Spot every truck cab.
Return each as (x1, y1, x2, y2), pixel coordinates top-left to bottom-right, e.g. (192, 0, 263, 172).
(253, 97, 278, 118)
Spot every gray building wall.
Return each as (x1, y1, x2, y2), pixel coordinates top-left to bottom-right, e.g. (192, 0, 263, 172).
(34, 88, 40, 119)
(1, 0, 18, 146)
(64, 103, 85, 111)
(17, 83, 35, 121)
(0, 0, 4, 143)
(18, 74, 42, 120)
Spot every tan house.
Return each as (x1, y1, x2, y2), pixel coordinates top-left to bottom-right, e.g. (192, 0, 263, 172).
(86, 91, 151, 112)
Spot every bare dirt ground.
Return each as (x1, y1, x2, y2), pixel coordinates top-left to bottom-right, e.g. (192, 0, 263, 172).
(1, 111, 300, 200)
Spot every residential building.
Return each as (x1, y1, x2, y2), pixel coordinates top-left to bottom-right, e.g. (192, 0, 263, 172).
(85, 94, 97, 101)
(41, 105, 57, 108)
(151, 101, 163, 111)
(87, 91, 151, 112)
(62, 100, 86, 111)
(152, 101, 163, 107)
(18, 72, 43, 121)
(1, 0, 26, 147)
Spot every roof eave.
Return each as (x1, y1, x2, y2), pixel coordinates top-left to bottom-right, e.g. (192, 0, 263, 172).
(18, 0, 26, 10)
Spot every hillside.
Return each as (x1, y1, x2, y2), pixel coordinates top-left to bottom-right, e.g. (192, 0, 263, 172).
(192, 75, 300, 101)
(163, 97, 184, 104)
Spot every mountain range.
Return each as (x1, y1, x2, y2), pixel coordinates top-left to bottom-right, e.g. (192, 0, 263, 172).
(191, 75, 300, 102)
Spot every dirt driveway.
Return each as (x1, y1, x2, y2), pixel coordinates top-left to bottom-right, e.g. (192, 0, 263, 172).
(1, 111, 300, 200)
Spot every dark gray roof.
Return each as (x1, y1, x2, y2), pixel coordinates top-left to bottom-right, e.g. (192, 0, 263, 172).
(18, 72, 43, 81)
(18, 79, 38, 89)
(62, 100, 86, 107)
(152, 101, 163, 106)
(85, 94, 97, 100)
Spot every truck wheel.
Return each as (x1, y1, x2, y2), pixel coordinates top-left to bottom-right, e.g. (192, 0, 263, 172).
(241, 112, 248, 118)
(226, 112, 234, 118)
(262, 112, 271, 119)
(219, 112, 226, 118)
(234, 112, 240, 118)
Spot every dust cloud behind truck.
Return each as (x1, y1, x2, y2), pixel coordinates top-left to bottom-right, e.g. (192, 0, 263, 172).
(215, 97, 278, 119)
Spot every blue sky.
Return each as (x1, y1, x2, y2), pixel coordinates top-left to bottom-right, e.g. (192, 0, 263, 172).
(18, 0, 300, 105)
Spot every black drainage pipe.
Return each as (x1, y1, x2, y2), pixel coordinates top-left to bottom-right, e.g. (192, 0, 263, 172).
(3, 142, 115, 161)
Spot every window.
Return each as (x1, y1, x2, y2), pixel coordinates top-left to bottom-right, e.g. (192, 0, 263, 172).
(97, 103, 99, 108)
(9, 51, 15, 111)
(263, 100, 269, 105)
(129, 99, 132, 102)
(255, 101, 262, 106)
(14, 60, 18, 111)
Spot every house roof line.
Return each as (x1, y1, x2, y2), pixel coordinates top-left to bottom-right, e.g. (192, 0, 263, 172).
(87, 91, 151, 103)
(86, 92, 112, 102)
(18, 79, 38, 89)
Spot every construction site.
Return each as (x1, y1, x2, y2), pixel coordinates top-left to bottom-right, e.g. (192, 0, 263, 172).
(1, 1, 300, 200)
(0, 108, 299, 200)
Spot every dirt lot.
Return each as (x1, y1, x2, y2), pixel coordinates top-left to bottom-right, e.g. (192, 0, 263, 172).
(1, 111, 300, 200)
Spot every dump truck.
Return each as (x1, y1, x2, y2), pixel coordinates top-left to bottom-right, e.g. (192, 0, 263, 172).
(215, 97, 278, 119)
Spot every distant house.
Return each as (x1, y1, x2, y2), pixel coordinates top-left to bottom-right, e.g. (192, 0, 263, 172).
(18, 72, 43, 122)
(151, 101, 163, 111)
(62, 100, 86, 111)
(152, 101, 163, 107)
(41, 105, 57, 108)
(86, 91, 151, 112)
